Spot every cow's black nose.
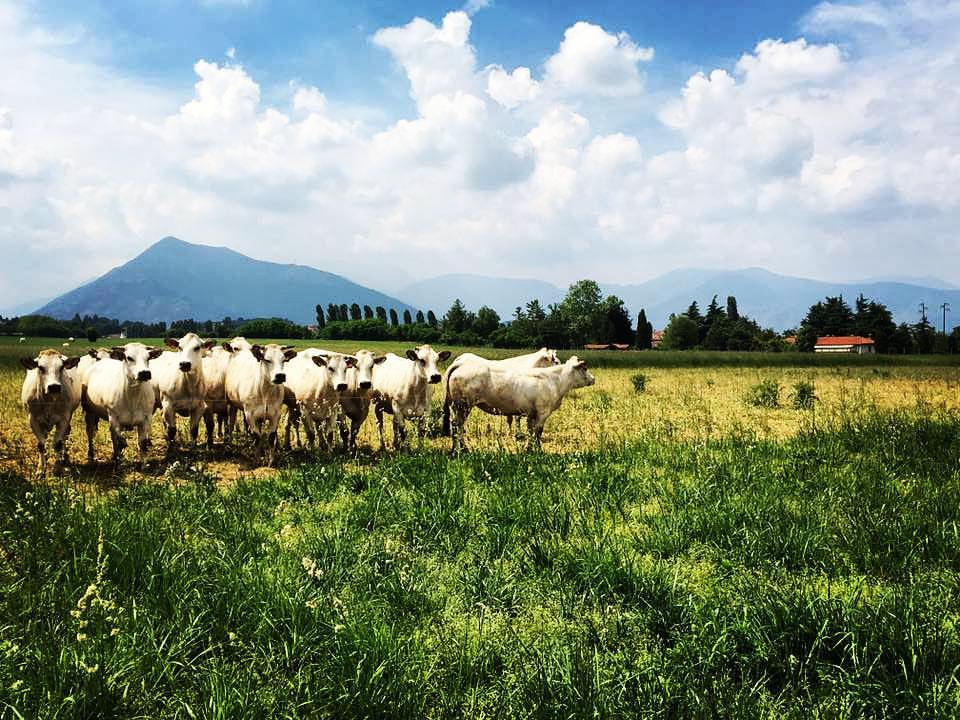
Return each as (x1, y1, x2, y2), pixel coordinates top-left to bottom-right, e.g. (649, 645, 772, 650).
(429, 374, 441, 384)
(336, 383, 348, 392)
(359, 381, 372, 390)
(273, 374, 286, 384)
(179, 361, 192, 372)
(138, 370, 152, 381)
(47, 383, 62, 394)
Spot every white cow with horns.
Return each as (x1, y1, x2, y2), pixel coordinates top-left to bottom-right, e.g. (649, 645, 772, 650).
(151, 333, 217, 453)
(20, 350, 82, 476)
(82, 343, 164, 468)
(370, 345, 450, 450)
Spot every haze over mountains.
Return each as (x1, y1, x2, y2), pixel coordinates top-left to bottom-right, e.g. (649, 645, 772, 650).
(26, 237, 960, 332)
(34, 237, 413, 325)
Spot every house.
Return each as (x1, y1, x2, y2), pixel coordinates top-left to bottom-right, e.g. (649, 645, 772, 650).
(651, 330, 664, 349)
(814, 336, 875, 354)
(583, 343, 632, 351)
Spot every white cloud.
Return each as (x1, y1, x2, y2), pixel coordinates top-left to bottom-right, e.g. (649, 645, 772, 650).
(544, 22, 653, 97)
(1, 0, 959, 312)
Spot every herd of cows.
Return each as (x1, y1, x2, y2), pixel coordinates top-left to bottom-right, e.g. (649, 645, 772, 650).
(18, 333, 596, 476)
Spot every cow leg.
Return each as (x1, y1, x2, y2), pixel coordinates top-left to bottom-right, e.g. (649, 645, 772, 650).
(349, 417, 363, 451)
(188, 405, 204, 448)
(137, 422, 151, 471)
(415, 416, 427, 449)
(301, 411, 317, 450)
(452, 403, 472, 454)
(526, 414, 544, 451)
(392, 416, 406, 451)
(109, 422, 127, 467)
(375, 404, 387, 452)
(163, 402, 177, 456)
(84, 412, 99, 465)
(53, 416, 72, 471)
(216, 412, 225, 441)
(29, 416, 47, 478)
(204, 412, 215, 449)
(226, 407, 237, 440)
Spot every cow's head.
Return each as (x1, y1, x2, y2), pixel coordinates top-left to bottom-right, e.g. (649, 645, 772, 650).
(537, 347, 562, 366)
(352, 349, 386, 392)
(20, 350, 81, 395)
(564, 356, 595, 389)
(165, 333, 216, 373)
(221, 336, 252, 354)
(404, 345, 451, 384)
(250, 343, 298, 384)
(109, 343, 163, 383)
(311, 352, 358, 393)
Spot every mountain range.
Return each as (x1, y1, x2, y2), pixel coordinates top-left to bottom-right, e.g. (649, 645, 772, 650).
(26, 237, 960, 332)
(34, 237, 413, 325)
(396, 268, 960, 331)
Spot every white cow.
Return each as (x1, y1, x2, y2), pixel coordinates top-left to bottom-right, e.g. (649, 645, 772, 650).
(442, 348, 561, 435)
(77, 348, 111, 387)
(283, 349, 356, 450)
(18, 337, 25, 343)
(151, 333, 216, 453)
(82, 343, 164, 468)
(445, 356, 595, 452)
(20, 350, 82, 476)
(224, 343, 297, 466)
(370, 345, 450, 450)
(338, 349, 386, 450)
(201, 344, 233, 447)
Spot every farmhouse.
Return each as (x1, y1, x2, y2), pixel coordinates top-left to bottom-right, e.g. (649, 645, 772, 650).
(814, 336, 875, 354)
(652, 330, 664, 349)
(583, 343, 632, 350)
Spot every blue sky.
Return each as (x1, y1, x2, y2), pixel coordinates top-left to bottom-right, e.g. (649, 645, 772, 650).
(0, 0, 958, 310)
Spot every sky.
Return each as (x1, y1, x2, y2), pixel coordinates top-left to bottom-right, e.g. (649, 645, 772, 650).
(1, 0, 958, 311)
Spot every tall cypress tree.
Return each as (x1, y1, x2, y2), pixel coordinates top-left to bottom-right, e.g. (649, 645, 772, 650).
(726, 296, 739, 321)
(403, 309, 413, 325)
(427, 310, 438, 327)
(636, 309, 653, 350)
(350, 303, 362, 321)
(315, 305, 325, 329)
(363, 305, 374, 319)
(375, 306, 387, 323)
(389, 308, 400, 327)
(327, 303, 338, 323)
(339, 304, 349, 322)
(416, 310, 425, 324)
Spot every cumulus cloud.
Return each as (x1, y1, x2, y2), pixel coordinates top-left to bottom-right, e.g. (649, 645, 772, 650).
(0, 0, 959, 312)
(544, 22, 653, 96)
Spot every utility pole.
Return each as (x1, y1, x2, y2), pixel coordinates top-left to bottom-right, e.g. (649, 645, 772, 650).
(942, 302, 951, 335)
(919, 302, 928, 324)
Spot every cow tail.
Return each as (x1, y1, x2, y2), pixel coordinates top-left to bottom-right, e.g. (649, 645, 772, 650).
(441, 362, 458, 437)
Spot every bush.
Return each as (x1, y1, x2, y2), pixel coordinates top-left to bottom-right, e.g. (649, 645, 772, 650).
(746, 378, 780, 408)
(630, 373, 648, 393)
(791, 380, 817, 410)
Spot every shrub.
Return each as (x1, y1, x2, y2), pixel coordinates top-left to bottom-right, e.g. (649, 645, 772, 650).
(791, 380, 817, 410)
(631, 373, 648, 393)
(746, 378, 780, 408)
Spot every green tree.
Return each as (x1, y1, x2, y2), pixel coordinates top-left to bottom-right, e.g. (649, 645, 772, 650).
(363, 305, 374, 320)
(403, 309, 413, 325)
(85, 326, 99, 343)
(427, 310, 438, 327)
(600, 295, 633, 344)
(443, 299, 474, 334)
(327, 303, 339, 323)
(349, 304, 361, 321)
(415, 310, 425, 324)
(389, 308, 400, 327)
(558, 280, 604, 346)
(375, 306, 388, 323)
(660, 314, 698, 350)
(913, 316, 936, 353)
(474, 306, 501, 340)
(338, 304, 349, 322)
(852, 294, 896, 353)
(796, 296, 855, 351)
(726, 296, 739, 322)
(635, 309, 653, 350)
(315, 305, 326, 329)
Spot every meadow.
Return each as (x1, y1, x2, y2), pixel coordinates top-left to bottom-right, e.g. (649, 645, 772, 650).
(1, 337, 959, 717)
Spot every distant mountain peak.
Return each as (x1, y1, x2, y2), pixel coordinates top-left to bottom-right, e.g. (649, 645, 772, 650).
(35, 236, 413, 324)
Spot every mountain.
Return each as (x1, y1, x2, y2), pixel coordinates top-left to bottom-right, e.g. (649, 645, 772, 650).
(397, 274, 565, 318)
(35, 237, 414, 325)
(400, 267, 960, 331)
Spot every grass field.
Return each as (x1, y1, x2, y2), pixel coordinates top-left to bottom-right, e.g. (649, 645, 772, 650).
(2, 337, 959, 717)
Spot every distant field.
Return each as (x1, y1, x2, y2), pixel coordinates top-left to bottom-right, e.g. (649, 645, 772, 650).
(2, 336, 960, 717)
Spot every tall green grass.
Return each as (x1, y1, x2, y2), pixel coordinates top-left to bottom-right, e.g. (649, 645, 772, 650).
(1, 407, 959, 717)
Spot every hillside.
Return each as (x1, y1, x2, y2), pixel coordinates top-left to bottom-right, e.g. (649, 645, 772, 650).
(35, 237, 413, 325)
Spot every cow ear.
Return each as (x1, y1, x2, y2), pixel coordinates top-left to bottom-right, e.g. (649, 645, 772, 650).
(405, 349, 419, 362)
(201, 339, 217, 350)
(20, 357, 38, 370)
(63, 356, 82, 370)
(221, 341, 234, 353)
(283, 349, 298, 361)
(148, 348, 165, 360)
(87, 349, 98, 358)
(281, 345, 295, 351)
(438, 351, 451, 361)
(345, 355, 358, 367)
(250, 345, 265, 362)
(164, 337, 179, 349)
(110, 348, 126, 361)
(311, 354, 327, 367)
(373, 355, 387, 365)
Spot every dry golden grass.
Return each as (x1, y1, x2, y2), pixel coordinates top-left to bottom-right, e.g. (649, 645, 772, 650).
(2, 337, 958, 484)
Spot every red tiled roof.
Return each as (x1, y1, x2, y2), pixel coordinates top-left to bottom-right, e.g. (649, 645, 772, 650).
(815, 336, 875, 346)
